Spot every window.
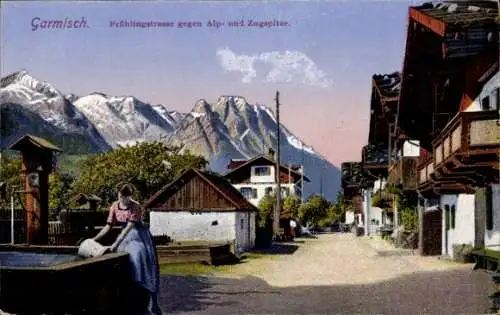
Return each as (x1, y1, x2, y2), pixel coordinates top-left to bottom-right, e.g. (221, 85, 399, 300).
(265, 187, 273, 196)
(445, 205, 450, 231)
(280, 187, 290, 198)
(240, 187, 257, 199)
(481, 95, 490, 110)
(486, 186, 493, 230)
(491, 87, 499, 110)
(254, 166, 271, 176)
(240, 219, 244, 230)
(450, 205, 456, 229)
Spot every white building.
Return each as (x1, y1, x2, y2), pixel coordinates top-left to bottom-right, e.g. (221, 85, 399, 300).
(143, 168, 258, 253)
(223, 154, 310, 207)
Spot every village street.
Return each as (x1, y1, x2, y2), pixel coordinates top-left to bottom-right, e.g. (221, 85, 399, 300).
(158, 233, 493, 314)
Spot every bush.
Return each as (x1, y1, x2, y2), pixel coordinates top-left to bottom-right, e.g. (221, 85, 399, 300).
(400, 208, 418, 231)
(453, 244, 474, 263)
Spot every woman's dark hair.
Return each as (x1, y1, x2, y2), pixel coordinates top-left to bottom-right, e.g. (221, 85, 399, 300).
(118, 183, 135, 196)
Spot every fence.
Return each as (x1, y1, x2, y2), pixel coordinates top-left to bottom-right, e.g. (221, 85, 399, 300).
(0, 208, 108, 245)
(0, 208, 27, 244)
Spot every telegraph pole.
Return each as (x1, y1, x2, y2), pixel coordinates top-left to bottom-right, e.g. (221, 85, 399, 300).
(274, 91, 281, 239)
(301, 144, 304, 204)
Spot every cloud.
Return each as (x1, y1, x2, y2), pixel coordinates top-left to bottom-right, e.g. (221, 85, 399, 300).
(216, 48, 332, 88)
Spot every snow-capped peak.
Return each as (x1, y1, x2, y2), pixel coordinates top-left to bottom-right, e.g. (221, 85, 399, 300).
(2, 70, 61, 98)
(216, 95, 248, 108)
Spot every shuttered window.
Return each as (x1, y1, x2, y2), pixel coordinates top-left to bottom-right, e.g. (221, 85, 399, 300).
(486, 186, 493, 231)
(450, 205, 456, 229)
(445, 205, 450, 231)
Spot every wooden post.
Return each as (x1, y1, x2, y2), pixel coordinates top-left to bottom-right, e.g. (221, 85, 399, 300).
(274, 91, 281, 239)
(9, 135, 62, 245)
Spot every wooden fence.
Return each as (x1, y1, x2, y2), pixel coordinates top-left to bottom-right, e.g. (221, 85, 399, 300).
(0, 208, 108, 245)
(0, 208, 27, 244)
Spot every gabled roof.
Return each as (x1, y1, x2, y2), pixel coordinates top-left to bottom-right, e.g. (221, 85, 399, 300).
(223, 154, 311, 182)
(143, 168, 258, 211)
(9, 134, 62, 152)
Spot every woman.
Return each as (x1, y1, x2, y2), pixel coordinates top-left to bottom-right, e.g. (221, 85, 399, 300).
(93, 183, 162, 315)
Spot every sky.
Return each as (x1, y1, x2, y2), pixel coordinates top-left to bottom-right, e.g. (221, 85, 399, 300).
(1, 0, 424, 167)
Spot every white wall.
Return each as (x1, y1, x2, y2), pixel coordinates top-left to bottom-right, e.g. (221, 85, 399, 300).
(441, 194, 457, 257)
(402, 140, 420, 157)
(441, 194, 476, 259)
(465, 71, 499, 112)
(345, 211, 355, 224)
(235, 211, 256, 252)
(149, 211, 236, 242)
(363, 202, 383, 235)
(484, 184, 500, 249)
(250, 165, 275, 183)
(233, 183, 297, 207)
(372, 178, 387, 194)
(149, 211, 256, 252)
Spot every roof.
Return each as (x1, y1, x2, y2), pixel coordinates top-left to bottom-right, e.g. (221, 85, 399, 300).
(227, 160, 248, 169)
(72, 193, 102, 204)
(143, 168, 259, 211)
(372, 72, 401, 99)
(8, 134, 62, 152)
(369, 72, 401, 145)
(223, 154, 311, 182)
(411, 1, 498, 36)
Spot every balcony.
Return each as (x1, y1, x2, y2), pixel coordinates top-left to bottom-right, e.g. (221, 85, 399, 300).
(387, 157, 419, 190)
(418, 110, 499, 194)
(341, 162, 373, 192)
(361, 144, 396, 178)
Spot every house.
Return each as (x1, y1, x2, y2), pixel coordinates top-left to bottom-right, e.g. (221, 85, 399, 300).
(396, 1, 499, 259)
(341, 162, 368, 230)
(222, 152, 310, 207)
(358, 72, 402, 236)
(143, 168, 258, 253)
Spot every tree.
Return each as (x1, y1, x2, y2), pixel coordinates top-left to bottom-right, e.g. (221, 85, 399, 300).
(0, 152, 24, 208)
(298, 194, 330, 227)
(283, 195, 301, 218)
(256, 193, 275, 248)
(257, 193, 275, 228)
(334, 191, 353, 215)
(48, 172, 74, 212)
(71, 142, 208, 206)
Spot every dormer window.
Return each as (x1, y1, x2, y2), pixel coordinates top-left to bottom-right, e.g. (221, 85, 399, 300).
(254, 166, 271, 176)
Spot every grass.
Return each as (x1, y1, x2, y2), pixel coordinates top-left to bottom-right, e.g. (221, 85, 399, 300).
(159, 262, 233, 276)
(158, 251, 277, 276)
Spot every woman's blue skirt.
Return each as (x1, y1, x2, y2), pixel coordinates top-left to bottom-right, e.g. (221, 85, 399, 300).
(118, 222, 160, 296)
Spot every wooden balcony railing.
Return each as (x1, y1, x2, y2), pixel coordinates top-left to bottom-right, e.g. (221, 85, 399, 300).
(418, 159, 435, 186)
(432, 110, 499, 169)
(418, 110, 499, 193)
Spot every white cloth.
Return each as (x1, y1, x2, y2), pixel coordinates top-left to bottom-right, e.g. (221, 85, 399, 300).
(290, 220, 297, 228)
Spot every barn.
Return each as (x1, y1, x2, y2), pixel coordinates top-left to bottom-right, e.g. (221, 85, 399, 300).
(143, 168, 258, 253)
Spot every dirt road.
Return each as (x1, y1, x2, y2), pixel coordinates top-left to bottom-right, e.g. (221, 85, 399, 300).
(159, 233, 493, 314)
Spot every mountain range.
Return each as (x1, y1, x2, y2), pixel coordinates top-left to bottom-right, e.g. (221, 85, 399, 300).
(0, 70, 341, 201)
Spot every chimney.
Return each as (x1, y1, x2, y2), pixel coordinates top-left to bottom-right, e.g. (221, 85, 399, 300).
(268, 148, 276, 160)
